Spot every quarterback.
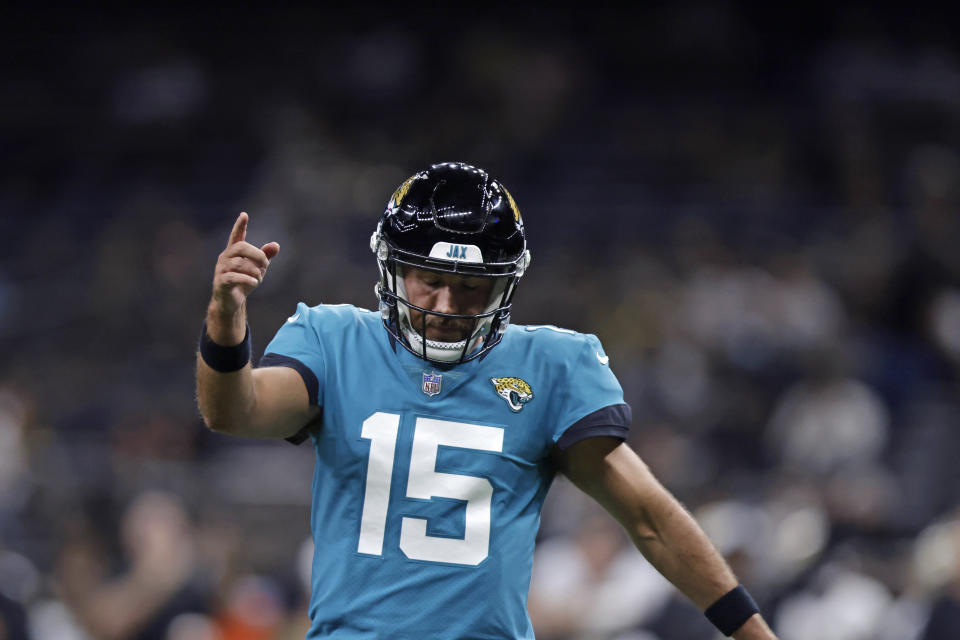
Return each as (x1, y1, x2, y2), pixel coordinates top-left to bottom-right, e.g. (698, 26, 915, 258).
(196, 162, 778, 639)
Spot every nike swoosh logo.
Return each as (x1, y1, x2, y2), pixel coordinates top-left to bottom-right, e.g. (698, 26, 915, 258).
(596, 352, 609, 365)
(287, 312, 301, 323)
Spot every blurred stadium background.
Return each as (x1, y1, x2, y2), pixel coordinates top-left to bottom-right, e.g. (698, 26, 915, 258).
(2, 4, 960, 639)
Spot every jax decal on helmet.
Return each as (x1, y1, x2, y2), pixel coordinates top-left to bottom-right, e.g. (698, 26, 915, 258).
(370, 162, 531, 364)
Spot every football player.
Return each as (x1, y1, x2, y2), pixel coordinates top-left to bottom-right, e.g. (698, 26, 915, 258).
(196, 162, 777, 639)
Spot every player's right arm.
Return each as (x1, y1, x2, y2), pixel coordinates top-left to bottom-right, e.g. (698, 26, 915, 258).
(196, 212, 320, 439)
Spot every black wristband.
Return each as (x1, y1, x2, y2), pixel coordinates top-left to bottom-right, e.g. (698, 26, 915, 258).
(199, 321, 251, 372)
(704, 585, 759, 636)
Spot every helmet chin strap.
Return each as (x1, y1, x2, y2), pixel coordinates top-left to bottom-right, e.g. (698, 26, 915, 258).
(401, 324, 478, 363)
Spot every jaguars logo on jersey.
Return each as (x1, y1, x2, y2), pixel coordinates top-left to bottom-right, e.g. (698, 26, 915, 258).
(490, 377, 534, 412)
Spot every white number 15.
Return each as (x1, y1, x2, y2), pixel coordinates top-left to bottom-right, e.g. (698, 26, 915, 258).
(358, 412, 504, 566)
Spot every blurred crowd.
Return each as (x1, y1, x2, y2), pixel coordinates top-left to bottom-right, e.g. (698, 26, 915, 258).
(2, 5, 960, 640)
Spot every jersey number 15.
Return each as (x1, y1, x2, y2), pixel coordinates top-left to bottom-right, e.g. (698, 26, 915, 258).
(357, 412, 504, 567)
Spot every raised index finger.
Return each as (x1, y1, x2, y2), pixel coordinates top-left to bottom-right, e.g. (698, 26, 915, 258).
(227, 212, 248, 247)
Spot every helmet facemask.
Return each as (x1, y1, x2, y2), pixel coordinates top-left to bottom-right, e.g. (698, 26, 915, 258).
(394, 267, 510, 363)
(373, 234, 526, 363)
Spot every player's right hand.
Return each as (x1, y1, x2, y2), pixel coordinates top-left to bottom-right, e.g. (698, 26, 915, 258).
(210, 212, 280, 318)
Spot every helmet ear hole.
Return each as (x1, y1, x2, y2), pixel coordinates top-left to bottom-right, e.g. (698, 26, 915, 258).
(516, 250, 531, 277)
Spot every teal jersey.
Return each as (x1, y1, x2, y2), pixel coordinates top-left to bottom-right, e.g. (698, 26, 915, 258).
(261, 303, 630, 640)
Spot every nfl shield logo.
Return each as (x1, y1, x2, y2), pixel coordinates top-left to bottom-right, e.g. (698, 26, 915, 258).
(422, 371, 442, 396)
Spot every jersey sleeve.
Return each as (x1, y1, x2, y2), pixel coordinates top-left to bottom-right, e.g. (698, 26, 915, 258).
(258, 302, 326, 408)
(552, 333, 632, 450)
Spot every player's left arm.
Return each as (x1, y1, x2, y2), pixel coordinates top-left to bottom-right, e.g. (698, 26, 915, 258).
(556, 436, 778, 640)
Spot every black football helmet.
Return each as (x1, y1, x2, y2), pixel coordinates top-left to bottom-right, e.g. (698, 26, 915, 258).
(370, 162, 531, 363)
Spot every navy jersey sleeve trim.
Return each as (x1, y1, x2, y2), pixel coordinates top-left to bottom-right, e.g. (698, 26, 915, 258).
(284, 414, 321, 446)
(555, 403, 632, 451)
(257, 353, 321, 446)
(258, 353, 320, 406)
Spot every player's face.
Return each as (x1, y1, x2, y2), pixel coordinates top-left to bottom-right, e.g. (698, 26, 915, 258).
(402, 267, 494, 342)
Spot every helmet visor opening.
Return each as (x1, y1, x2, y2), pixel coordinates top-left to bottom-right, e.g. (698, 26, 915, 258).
(379, 265, 513, 364)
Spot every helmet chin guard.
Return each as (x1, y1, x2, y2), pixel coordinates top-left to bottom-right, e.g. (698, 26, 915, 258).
(371, 162, 530, 364)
